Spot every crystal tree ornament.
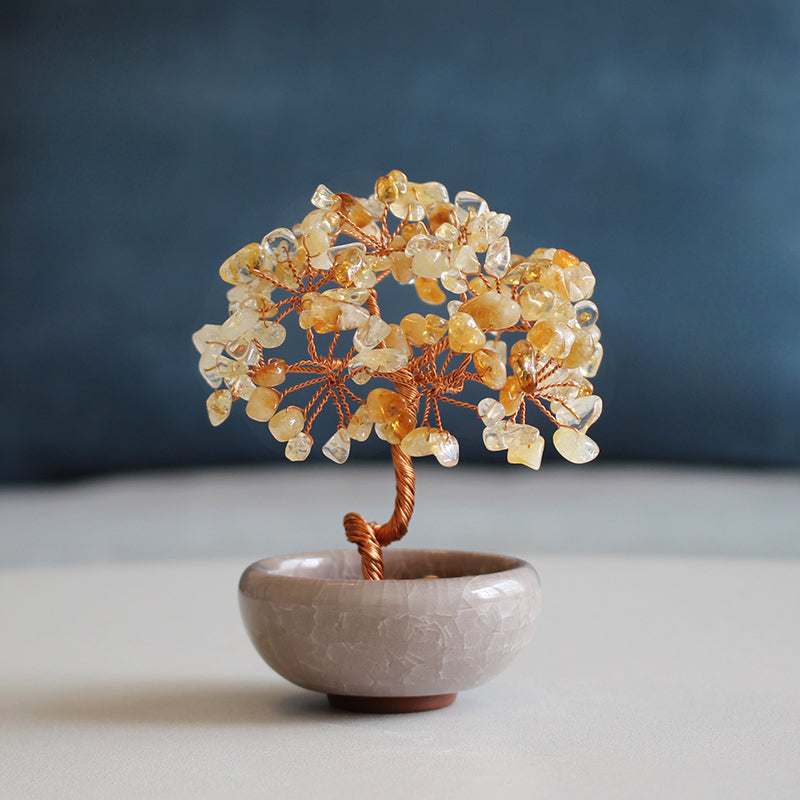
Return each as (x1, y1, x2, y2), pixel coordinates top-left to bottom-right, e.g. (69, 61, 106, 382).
(193, 171, 604, 579)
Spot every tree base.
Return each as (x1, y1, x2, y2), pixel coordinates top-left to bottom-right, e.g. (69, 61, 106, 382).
(326, 692, 457, 713)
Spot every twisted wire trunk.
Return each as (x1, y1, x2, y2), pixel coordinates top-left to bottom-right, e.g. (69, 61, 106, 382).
(343, 444, 416, 579)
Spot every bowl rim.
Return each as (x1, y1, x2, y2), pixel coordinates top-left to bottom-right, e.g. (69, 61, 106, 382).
(240, 548, 535, 590)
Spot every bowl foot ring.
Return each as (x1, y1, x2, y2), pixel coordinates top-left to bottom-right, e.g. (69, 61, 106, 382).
(327, 692, 457, 713)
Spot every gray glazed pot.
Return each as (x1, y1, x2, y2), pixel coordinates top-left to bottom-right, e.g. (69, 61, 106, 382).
(239, 549, 541, 712)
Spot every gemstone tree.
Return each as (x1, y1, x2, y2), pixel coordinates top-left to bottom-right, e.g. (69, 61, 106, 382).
(194, 171, 604, 579)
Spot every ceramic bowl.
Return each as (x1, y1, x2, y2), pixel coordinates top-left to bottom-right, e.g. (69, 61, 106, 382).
(239, 548, 541, 712)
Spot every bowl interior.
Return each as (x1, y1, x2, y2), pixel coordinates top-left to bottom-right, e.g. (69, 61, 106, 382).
(251, 549, 526, 582)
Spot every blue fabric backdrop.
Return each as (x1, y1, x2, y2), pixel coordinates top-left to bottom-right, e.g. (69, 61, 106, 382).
(2, 0, 799, 481)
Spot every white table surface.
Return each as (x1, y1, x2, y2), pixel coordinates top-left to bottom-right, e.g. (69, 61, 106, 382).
(1, 554, 798, 799)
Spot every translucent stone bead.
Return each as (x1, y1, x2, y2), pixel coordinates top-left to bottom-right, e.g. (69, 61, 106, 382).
(401, 313, 447, 346)
(323, 288, 370, 305)
(441, 269, 469, 293)
(285, 432, 313, 462)
(454, 191, 488, 224)
(562, 328, 595, 369)
(298, 293, 340, 334)
(232, 375, 256, 400)
(580, 342, 604, 379)
(518, 283, 556, 321)
(354, 315, 391, 350)
(452, 244, 481, 274)
(400, 426, 435, 457)
(262, 228, 299, 263)
(477, 397, 506, 426)
(448, 312, 486, 353)
(199, 350, 222, 388)
(551, 395, 603, 432)
(447, 300, 463, 316)
(553, 427, 599, 464)
(322, 428, 351, 464)
(351, 370, 372, 386)
(206, 390, 233, 426)
(552, 249, 580, 269)
(389, 193, 425, 221)
(406, 245, 450, 278)
(509, 339, 537, 392)
(219, 243, 261, 285)
(311, 184, 341, 211)
(482, 421, 509, 451)
(335, 302, 370, 331)
(303, 229, 331, 261)
(486, 212, 510, 242)
(414, 277, 446, 305)
(253, 321, 286, 349)
(500, 376, 523, 415)
(415, 181, 449, 206)
(387, 252, 414, 284)
(574, 299, 599, 328)
(429, 430, 459, 467)
(366, 388, 406, 423)
(373, 423, 390, 441)
(226, 335, 259, 365)
(507, 436, 545, 470)
(459, 292, 521, 330)
(434, 222, 459, 242)
(252, 359, 287, 387)
(375, 171, 407, 204)
(332, 244, 375, 289)
(527, 320, 576, 360)
(192, 324, 223, 355)
(245, 387, 280, 422)
(538, 264, 570, 299)
(564, 262, 595, 301)
(483, 421, 538, 452)
(483, 337, 507, 363)
(349, 348, 408, 374)
(216, 355, 246, 382)
(299, 209, 340, 236)
(382, 408, 417, 444)
(220, 309, 259, 342)
(384, 324, 412, 358)
(346, 405, 373, 442)
(268, 406, 305, 442)
(473, 348, 507, 390)
(484, 236, 511, 278)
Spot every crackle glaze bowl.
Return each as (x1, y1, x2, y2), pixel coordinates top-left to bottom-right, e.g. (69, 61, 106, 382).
(239, 549, 541, 712)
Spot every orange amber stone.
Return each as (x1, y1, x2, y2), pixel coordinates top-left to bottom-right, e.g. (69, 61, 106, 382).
(499, 376, 523, 415)
(383, 408, 417, 444)
(552, 249, 580, 269)
(384, 323, 412, 357)
(245, 387, 280, 422)
(252, 359, 287, 387)
(338, 193, 373, 228)
(415, 277, 446, 305)
(459, 291, 521, 330)
(473, 349, 507, 390)
(427, 202, 457, 232)
(509, 339, 537, 392)
(562, 328, 595, 369)
(366, 388, 407, 424)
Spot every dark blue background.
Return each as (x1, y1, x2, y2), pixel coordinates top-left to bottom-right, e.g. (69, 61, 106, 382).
(2, 0, 799, 482)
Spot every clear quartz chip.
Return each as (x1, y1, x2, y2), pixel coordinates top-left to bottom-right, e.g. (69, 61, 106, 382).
(477, 398, 506, 426)
(429, 430, 459, 467)
(206, 390, 232, 426)
(322, 428, 351, 464)
(285, 432, 313, 462)
(553, 427, 599, 464)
